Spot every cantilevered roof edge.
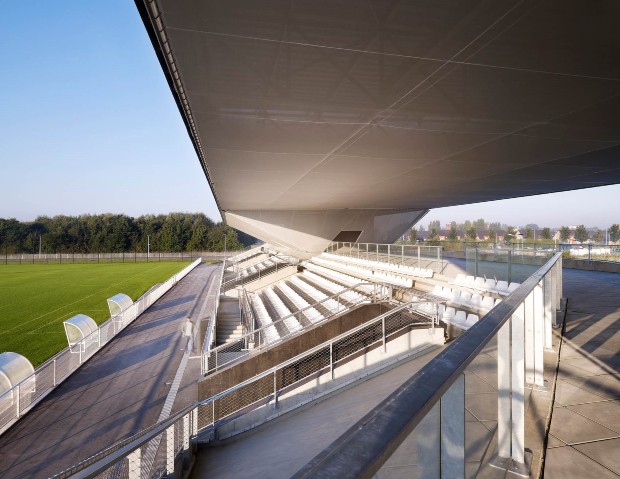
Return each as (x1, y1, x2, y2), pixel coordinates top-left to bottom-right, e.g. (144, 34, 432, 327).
(134, 0, 225, 220)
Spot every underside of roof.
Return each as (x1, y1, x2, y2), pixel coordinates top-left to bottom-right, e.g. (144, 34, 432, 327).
(136, 0, 620, 251)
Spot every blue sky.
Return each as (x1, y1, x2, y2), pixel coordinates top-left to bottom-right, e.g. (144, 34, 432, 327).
(1, 2, 618, 229)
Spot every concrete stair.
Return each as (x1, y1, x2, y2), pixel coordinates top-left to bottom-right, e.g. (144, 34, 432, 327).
(216, 297, 244, 345)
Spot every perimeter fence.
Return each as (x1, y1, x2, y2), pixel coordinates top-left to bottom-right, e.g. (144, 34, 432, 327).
(0, 258, 202, 436)
(0, 251, 234, 264)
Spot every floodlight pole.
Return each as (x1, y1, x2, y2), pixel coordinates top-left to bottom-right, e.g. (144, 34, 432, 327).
(147, 235, 150, 259)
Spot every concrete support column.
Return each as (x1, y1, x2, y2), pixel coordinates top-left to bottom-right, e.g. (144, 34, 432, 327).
(441, 374, 465, 479)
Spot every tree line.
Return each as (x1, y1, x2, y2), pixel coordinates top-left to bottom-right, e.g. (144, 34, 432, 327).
(417, 218, 620, 245)
(0, 213, 256, 254)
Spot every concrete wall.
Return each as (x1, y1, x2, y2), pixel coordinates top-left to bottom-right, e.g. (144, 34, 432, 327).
(216, 327, 445, 440)
(563, 258, 620, 273)
(198, 304, 390, 400)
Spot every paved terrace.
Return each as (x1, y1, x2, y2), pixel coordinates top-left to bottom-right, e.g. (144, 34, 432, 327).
(190, 263, 619, 479)
(0, 263, 220, 479)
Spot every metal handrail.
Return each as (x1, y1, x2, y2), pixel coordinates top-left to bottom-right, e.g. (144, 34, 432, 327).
(204, 281, 391, 370)
(221, 253, 292, 290)
(51, 299, 436, 479)
(291, 252, 563, 478)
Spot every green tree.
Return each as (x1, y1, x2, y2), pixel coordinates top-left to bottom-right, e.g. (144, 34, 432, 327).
(574, 225, 589, 243)
(426, 228, 440, 246)
(447, 225, 458, 241)
(541, 227, 551, 240)
(465, 226, 477, 241)
(592, 230, 604, 244)
(525, 228, 534, 240)
(428, 220, 441, 231)
(559, 226, 571, 242)
(504, 226, 517, 243)
(409, 228, 419, 243)
(473, 218, 486, 230)
(488, 230, 497, 242)
(609, 224, 620, 243)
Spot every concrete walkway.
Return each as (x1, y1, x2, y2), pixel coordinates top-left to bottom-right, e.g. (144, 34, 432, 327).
(0, 263, 219, 479)
(544, 269, 620, 478)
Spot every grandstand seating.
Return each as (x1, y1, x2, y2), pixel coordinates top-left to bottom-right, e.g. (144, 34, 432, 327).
(431, 284, 501, 312)
(275, 282, 324, 324)
(288, 275, 346, 315)
(304, 262, 388, 296)
(321, 252, 433, 279)
(451, 274, 520, 296)
(262, 287, 302, 334)
(250, 294, 280, 344)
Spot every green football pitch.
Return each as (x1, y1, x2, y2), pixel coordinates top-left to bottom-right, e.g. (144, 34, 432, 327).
(0, 261, 191, 367)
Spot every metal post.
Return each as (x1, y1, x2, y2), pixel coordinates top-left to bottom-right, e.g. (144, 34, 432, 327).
(417, 245, 421, 268)
(524, 292, 534, 385)
(543, 272, 554, 350)
(440, 374, 465, 479)
(192, 408, 198, 436)
(53, 359, 56, 387)
(183, 414, 190, 450)
(330, 343, 334, 379)
(475, 247, 479, 277)
(382, 316, 386, 353)
(16, 383, 20, 417)
(272, 371, 278, 407)
(508, 250, 512, 283)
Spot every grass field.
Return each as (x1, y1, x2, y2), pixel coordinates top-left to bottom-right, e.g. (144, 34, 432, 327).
(0, 261, 191, 367)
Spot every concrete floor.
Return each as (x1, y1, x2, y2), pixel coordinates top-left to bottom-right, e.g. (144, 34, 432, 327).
(0, 263, 219, 479)
(544, 269, 620, 478)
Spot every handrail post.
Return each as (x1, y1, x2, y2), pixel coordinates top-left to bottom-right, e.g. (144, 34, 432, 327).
(382, 316, 386, 353)
(330, 343, 334, 379)
(272, 370, 278, 408)
(16, 383, 20, 417)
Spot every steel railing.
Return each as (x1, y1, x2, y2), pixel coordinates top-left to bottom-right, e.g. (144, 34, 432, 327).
(0, 258, 202, 437)
(328, 241, 443, 273)
(221, 252, 296, 291)
(49, 299, 440, 479)
(203, 281, 392, 374)
(293, 252, 564, 478)
(200, 265, 226, 375)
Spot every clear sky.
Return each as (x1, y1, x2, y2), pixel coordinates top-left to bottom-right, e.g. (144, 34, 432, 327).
(1, 2, 618, 229)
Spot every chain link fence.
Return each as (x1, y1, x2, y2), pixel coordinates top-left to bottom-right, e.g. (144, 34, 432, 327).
(0, 251, 232, 265)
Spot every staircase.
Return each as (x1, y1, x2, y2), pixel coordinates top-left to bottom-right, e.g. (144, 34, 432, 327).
(216, 297, 244, 345)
